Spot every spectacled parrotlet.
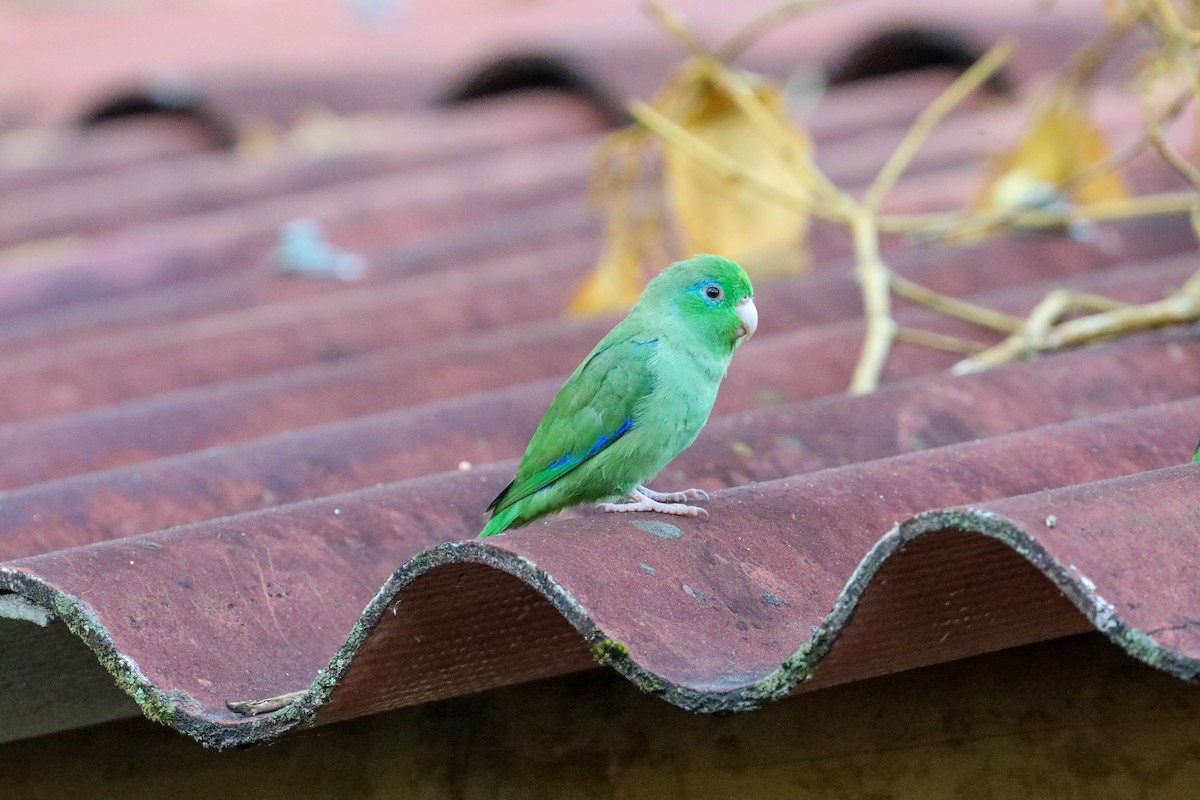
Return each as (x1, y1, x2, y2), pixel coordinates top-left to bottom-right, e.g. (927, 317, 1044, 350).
(479, 254, 758, 537)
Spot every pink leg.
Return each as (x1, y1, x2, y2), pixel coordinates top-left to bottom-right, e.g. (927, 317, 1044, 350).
(595, 487, 709, 521)
(636, 484, 709, 503)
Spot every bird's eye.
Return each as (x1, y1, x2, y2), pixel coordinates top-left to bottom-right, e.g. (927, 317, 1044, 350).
(703, 283, 724, 301)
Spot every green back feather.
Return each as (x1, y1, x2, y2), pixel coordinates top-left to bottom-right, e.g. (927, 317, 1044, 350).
(481, 336, 656, 528)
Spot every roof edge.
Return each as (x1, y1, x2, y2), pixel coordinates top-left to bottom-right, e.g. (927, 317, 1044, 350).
(3, 469, 1197, 749)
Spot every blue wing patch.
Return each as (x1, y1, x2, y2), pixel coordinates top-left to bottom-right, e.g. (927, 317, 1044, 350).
(545, 416, 634, 471)
(587, 416, 633, 456)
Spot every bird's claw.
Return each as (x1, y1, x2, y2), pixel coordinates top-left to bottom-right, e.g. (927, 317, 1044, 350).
(595, 487, 710, 521)
(636, 485, 709, 503)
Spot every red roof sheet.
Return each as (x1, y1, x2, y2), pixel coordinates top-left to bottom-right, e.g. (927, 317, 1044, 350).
(1, 0, 1198, 749)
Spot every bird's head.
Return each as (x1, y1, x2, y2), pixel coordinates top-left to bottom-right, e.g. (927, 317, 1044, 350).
(638, 254, 757, 352)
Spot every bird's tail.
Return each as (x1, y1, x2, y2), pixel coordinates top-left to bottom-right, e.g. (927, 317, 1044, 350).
(478, 505, 522, 538)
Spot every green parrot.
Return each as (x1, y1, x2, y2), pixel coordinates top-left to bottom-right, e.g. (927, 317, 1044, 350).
(479, 254, 757, 537)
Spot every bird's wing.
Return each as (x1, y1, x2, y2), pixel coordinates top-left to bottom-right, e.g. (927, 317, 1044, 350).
(488, 335, 658, 513)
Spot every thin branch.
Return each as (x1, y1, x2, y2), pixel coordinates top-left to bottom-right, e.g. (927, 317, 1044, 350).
(1051, 10, 1137, 96)
(1058, 131, 1151, 195)
(715, 0, 833, 61)
(954, 288, 1200, 374)
(1148, 0, 1200, 46)
(1061, 87, 1193, 196)
(643, 2, 711, 57)
(890, 273, 1024, 333)
(863, 38, 1016, 212)
(629, 100, 848, 222)
(695, 59, 844, 202)
(894, 327, 987, 355)
(951, 334, 1030, 374)
(848, 209, 897, 394)
(1016, 191, 1197, 224)
(1142, 83, 1200, 190)
(1052, 291, 1200, 343)
(887, 189, 1197, 243)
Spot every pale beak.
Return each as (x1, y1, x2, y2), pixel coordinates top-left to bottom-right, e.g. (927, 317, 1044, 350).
(735, 296, 758, 340)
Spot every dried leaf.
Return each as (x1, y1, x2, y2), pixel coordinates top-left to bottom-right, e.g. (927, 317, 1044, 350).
(568, 131, 656, 316)
(975, 92, 1129, 217)
(661, 60, 811, 277)
(568, 54, 815, 315)
(567, 238, 645, 316)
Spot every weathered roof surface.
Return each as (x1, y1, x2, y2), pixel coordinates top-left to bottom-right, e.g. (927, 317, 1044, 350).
(2, 0, 1199, 749)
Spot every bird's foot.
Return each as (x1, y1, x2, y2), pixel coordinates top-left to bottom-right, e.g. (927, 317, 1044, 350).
(636, 484, 709, 503)
(595, 488, 709, 521)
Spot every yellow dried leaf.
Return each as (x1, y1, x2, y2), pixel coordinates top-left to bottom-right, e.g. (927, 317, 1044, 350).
(568, 130, 656, 316)
(976, 94, 1128, 216)
(568, 238, 645, 316)
(1072, 120, 1130, 204)
(661, 60, 811, 278)
(569, 57, 812, 316)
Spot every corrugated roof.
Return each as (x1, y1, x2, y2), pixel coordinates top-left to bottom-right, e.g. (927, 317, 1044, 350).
(2, 0, 1198, 749)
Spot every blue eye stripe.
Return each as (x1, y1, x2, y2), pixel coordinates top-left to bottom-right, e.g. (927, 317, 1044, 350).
(687, 278, 723, 305)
